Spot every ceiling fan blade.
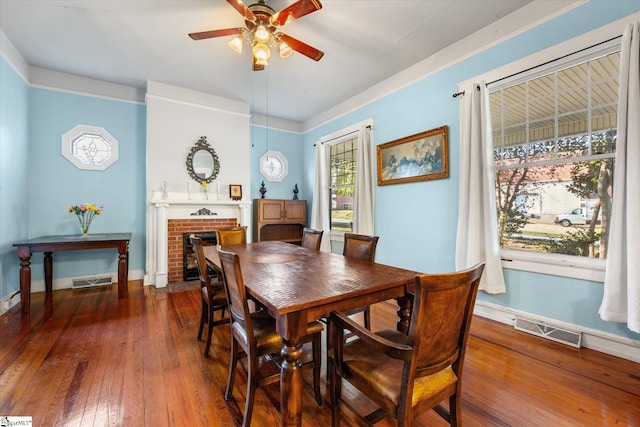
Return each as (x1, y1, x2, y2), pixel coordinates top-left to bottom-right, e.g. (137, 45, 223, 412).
(278, 33, 324, 61)
(270, 0, 322, 27)
(226, 0, 257, 22)
(189, 28, 243, 40)
(253, 55, 265, 72)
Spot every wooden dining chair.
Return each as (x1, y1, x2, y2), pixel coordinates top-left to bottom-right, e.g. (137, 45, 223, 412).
(324, 233, 379, 378)
(301, 227, 323, 250)
(190, 235, 229, 357)
(341, 233, 379, 329)
(217, 248, 324, 427)
(216, 225, 247, 245)
(328, 263, 485, 427)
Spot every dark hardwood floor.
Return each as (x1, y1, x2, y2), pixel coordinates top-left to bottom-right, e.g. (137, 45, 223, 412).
(1, 281, 638, 426)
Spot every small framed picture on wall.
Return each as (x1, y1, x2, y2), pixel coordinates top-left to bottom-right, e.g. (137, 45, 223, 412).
(229, 184, 242, 201)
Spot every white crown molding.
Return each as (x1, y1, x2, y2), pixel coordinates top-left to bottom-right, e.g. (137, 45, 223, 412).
(29, 66, 145, 104)
(0, 30, 29, 84)
(146, 81, 249, 116)
(250, 113, 303, 134)
(2, 29, 144, 104)
(303, 0, 585, 132)
(461, 10, 640, 88)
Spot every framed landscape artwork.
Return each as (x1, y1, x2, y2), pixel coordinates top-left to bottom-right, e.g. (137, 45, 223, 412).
(377, 125, 449, 186)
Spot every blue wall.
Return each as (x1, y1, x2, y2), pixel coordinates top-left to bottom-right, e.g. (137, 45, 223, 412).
(23, 88, 147, 282)
(303, 1, 640, 340)
(250, 125, 304, 201)
(0, 57, 29, 300)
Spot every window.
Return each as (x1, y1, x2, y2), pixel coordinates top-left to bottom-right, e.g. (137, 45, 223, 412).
(61, 124, 119, 170)
(329, 136, 357, 232)
(489, 47, 619, 262)
(313, 118, 373, 246)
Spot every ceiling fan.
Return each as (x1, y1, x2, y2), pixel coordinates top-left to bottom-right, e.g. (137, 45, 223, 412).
(189, 0, 324, 71)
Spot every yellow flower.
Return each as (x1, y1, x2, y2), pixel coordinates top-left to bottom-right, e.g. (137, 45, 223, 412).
(201, 182, 208, 199)
(68, 203, 103, 234)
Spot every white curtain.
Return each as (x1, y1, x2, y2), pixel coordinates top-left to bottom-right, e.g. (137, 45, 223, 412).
(599, 22, 640, 333)
(353, 124, 375, 235)
(310, 141, 332, 252)
(456, 82, 506, 294)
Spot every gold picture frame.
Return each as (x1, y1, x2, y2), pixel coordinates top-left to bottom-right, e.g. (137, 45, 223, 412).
(229, 184, 242, 201)
(377, 125, 448, 186)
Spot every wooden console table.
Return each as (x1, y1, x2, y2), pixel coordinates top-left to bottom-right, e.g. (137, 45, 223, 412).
(13, 233, 131, 315)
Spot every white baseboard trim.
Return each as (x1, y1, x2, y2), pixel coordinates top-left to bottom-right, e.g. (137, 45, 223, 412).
(474, 300, 640, 363)
(28, 269, 145, 293)
(0, 291, 21, 316)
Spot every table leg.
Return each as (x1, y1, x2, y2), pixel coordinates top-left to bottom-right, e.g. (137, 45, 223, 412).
(117, 243, 129, 299)
(396, 294, 413, 334)
(17, 247, 32, 314)
(44, 252, 53, 294)
(280, 340, 303, 427)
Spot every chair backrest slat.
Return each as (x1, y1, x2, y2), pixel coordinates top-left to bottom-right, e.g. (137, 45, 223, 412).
(409, 264, 485, 378)
(216, 226, 247, 245)
(190, 235, 211, 286)
(301, 228, 323, 250)
(343, 233, 379, 261)
(218, 249, 252, 331)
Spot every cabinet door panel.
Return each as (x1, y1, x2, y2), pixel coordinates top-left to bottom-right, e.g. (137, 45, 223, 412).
(285, 201, 306, 222)
(261, 200, 284, 222)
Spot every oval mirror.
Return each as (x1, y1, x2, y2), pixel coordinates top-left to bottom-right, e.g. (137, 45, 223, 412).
(186, 136, 220, 183)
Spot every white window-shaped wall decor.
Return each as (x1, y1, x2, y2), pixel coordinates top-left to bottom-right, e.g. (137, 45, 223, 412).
(259, 150, 288, 182)
(61, 125, 119, 170)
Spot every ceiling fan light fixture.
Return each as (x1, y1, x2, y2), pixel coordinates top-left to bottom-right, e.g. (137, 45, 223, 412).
(279, 41, 293, 58)
(188, 0, 324, 70)
(228, 36, 243, 53)
(254, 24, 270, 43)
(253, 43, 271, 64)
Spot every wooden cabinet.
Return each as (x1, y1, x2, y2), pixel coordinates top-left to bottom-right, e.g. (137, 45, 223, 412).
(253, 199, 306, 243)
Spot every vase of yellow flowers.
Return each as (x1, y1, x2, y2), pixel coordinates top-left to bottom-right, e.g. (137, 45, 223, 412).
(68, 203, 103, 235)
(201, 182, 208, 200)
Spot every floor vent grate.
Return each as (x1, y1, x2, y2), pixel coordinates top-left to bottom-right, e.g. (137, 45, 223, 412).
(72, 275, 112, 289)
(514, 316, 582, 348)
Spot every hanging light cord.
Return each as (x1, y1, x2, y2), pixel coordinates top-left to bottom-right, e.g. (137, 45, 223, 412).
(266, 69, 269, 156)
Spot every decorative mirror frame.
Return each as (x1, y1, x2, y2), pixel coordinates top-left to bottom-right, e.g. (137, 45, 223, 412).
(186, 136, 220, 183)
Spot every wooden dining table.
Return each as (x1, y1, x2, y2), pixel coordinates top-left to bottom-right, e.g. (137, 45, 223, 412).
(203, 240, 418, 427)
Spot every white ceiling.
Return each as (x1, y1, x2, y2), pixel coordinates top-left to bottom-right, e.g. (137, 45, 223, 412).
(0, 0, 535, 124)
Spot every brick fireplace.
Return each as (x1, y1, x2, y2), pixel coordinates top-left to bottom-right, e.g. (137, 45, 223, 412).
(147, 191, 251, 288)
(167, 218, 237, 283)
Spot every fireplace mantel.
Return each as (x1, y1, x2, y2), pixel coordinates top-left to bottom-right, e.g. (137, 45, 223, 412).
(146, 191, 252, 287)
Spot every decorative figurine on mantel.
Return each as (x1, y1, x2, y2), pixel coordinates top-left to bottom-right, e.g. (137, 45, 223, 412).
(161, 181, 168, 200)
(259, 181, 267, 199)
(292, 183, 299, 200)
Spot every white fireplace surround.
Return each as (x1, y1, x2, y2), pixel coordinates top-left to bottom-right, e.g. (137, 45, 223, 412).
(145, 191, 251, 288)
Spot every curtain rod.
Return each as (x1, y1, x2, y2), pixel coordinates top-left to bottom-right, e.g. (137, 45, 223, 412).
(452, 87, 478, 98)
(452, 34, 622, 98)
(313, 125, 371, 146)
